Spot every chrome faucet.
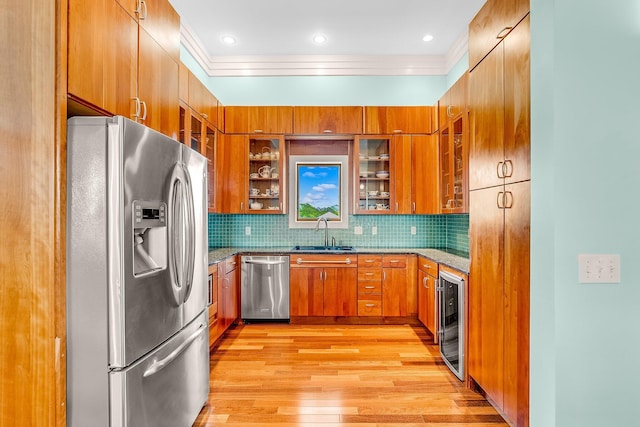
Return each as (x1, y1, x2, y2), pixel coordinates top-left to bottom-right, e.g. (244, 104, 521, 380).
(315, 216, 329, 247)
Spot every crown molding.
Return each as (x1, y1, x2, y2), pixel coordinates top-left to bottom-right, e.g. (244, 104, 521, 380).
(180, 24, 468, 77)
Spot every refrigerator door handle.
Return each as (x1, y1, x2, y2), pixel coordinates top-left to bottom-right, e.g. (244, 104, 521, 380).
(180, 163, 196, 304)
(167, 164, 186, 306)
(142, 322, 206, 378)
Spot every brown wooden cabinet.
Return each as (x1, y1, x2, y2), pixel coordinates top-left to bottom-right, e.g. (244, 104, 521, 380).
(293, 106, 363, 135)
(364, 106, 434, 135)
(411, 134, 439, 214)
(357, 256, 383, 316)
(217, 256, 239, 334)
(354, 136, 394, 214)
(188, 72, 219, 130)
(289, 255, 357, 317)
(225, 106, 293, 134)
(247, 136, 286, 213)
(205, 123, 217, 212)
(381, 255, 410, 316)
(68, 0, 137, 118)
(468, 10, 530, 427)
(417, 257, 438, 338)
(68, 0, 180, 138)
(468, 0, 530, 71)
(439, 73, 469, 213)
(216, 134, 247, 213)
(208, 263, 219, 350)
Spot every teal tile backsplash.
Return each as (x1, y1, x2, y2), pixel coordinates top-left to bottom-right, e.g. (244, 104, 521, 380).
(208, 213, 469, 255)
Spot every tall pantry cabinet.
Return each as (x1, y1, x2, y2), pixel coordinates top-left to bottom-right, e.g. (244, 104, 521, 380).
(468, 1, 530, 426)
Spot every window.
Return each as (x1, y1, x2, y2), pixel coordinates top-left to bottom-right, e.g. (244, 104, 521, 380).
(288, 155, 349, 229)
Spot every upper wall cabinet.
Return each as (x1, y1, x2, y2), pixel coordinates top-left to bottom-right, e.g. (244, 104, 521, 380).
(468, 0, 530, 70)
(188, 71, 219, 129)
(68, 0, 137, 119)
(293, 106, 363, 135)
(364, 106, 434, 135)
(68, 0, 180, 138)
(225, 106, 293, 134)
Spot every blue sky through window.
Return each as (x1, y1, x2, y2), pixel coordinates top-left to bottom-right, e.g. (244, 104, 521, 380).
(297, 164, 341, 220)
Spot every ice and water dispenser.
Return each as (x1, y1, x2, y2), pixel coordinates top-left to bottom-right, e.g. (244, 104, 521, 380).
(132, 200, 167, 276)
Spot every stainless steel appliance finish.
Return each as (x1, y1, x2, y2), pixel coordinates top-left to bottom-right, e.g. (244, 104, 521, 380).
(241, 256, 290, 321)
(66, 116, 209, 427)
(437, 270, 465, 381)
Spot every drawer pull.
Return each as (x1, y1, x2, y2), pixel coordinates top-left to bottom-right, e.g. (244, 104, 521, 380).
(422, 264, 431, 269)
(365, 304, 376, 307)
(364, 286, 375, 289)
(364, 272, 374, 276)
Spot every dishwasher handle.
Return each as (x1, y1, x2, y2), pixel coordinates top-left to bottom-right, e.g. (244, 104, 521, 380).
(243, 258, 288, 266)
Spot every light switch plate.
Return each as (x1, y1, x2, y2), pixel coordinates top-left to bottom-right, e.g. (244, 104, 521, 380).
(371, 226, 377, 235)
(245, 226, 251, 236)
(411, 226, 417, 235)
(578, 254, 620, 283)
(354, 226, 363, 235)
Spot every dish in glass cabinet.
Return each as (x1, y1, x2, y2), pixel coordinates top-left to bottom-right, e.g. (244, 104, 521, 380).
(375, 171, 389, 178)
(360, 171, 375, 178)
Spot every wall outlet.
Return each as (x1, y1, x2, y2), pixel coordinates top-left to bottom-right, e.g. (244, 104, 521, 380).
(411, 226, 417, 235)
(371, 226, 377, 235)
(354, 226, 363, 235)
(578, 254, 620, 283)
(245, 226, 251, 236)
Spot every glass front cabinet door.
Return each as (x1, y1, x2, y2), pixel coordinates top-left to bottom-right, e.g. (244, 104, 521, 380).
(354, 136, 393, 214)
(247, 136, 285, 213)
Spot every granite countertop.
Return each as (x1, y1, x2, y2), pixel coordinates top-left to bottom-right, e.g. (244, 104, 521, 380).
(208, 247, 469, 274)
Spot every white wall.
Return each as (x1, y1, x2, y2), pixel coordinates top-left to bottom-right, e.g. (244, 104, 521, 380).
(530, 0, 640, 425)
(181, 48, 469, 106)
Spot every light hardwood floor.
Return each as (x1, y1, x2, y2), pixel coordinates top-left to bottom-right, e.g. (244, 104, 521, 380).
(194, 324, 507, 426)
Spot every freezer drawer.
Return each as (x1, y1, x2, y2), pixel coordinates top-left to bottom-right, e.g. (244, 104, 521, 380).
(109, 311, 209, 427)
(241, 256, 290, 320)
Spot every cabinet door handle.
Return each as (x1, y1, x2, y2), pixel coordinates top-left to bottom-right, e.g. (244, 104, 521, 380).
(504, 191, 514, 209)
(412, 202, 416, 213)
(132, 97, 141, 120)
(383, 271, 386, 281)
(504, 159, 513, 178)
(423, 277, 428, 288)
(496, 26, 513, 39)
(447, 105, 453, 117)
(202, 113, 208, 120)
(497, 161, 505, 178)
(395, 202, 399, 212)
(140, 100, 147, 121)
(136, 0, 148, 20)
(497, 191, 505, 209)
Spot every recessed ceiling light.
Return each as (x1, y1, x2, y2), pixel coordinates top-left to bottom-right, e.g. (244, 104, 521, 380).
(312, 34, 327, 45)
(221, 35, 237, 45)
(422, 34, 434, 42)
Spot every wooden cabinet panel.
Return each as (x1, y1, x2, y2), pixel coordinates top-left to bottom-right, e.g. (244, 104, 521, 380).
(411, 135, 439, 214)
(364, 106, 433, 134)
(469, 0, 530, 71)
(178, 61, 189, 102)
(137, 27, 179, 138)
(115, 0, 138, 18)
(225, 106, 293, 134)
(68, 0, 107, 110)
(417, 269, 437, 336)
(503, 16, 530, 185)
(69, 0, 137, 118)
(393, 135, 412, 214)
(382, 255, 407, 268)
(208, 264, 219, 349)
(289, 267, 324, 316)
(358, 299, 382, 316)
(188, 72, 218, 129)
(357, 255, 382, 268)
(137, 0, 181, 62)
(382, 267, 408, 316)
(323, 267, 358, 316)
(503, 181, 530, 426)
(293, 106, 363, 134)
(217, 256, 239, 334)
(469, 45, 505, 191)
(469, 186, 505, 410)
(216, 134, 247, 213)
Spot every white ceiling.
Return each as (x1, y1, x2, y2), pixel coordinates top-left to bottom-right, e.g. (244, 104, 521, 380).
(168, 0, 487, 76)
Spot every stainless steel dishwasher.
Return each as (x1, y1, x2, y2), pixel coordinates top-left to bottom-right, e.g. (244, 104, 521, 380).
(241, 255, 290, 322)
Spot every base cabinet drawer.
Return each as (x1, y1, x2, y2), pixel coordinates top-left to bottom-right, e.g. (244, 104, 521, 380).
(358, 299, 382, 316)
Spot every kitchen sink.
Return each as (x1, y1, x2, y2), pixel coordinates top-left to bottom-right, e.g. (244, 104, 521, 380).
(291, 245, 356, 252)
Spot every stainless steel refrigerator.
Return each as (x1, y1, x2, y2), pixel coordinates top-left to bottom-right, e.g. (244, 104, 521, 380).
(66, 116, 209, 427)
